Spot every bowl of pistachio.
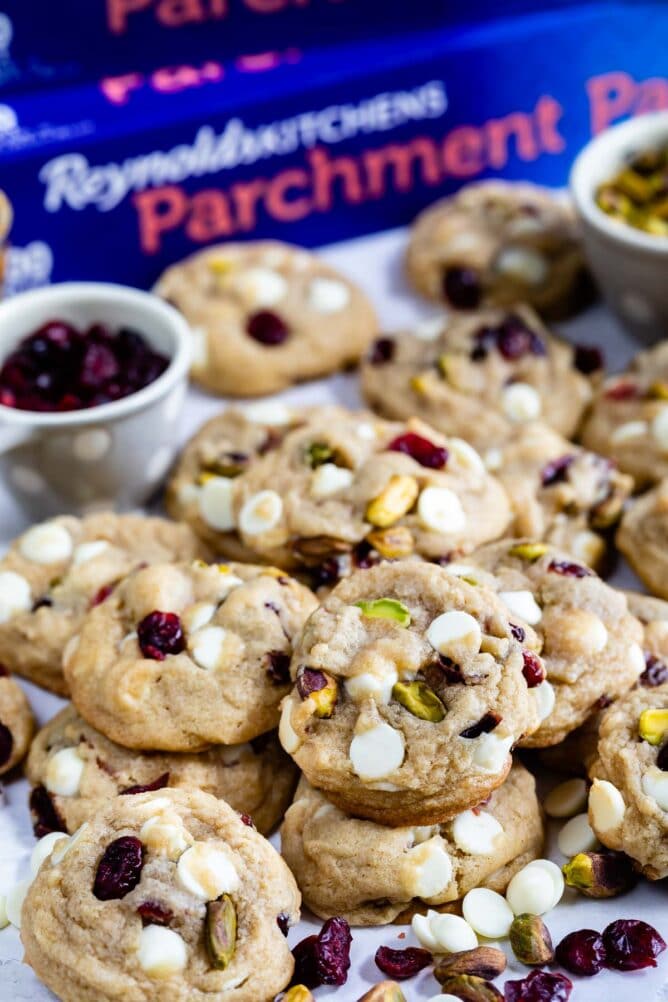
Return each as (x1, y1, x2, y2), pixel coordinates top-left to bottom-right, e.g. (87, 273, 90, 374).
(571, 110, 668, 343)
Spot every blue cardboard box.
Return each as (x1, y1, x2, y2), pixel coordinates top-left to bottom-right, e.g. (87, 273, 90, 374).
(2, 1, 668, 292)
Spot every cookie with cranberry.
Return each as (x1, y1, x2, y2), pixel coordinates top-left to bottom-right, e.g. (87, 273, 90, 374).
(617, 480, 668, 599)
(279, 561, 542, 826)
(405, 180, 592, 319)
(65, 560, 317, 752)
(485, 423, 632, 571)
(26, 705, 297, 837)
(360, 305, 593, 453)
(225, 410, 511, 572)
(588, 683, 668, 879)
(0, 669, 34, 775)
(0, 513, 206, 695)
(581, 341, 668, 490)
(154, 240, 377, 397)
(463, 540, 645, 747)
(281, 764, 543, 925)
(21, 787, 300, 1002)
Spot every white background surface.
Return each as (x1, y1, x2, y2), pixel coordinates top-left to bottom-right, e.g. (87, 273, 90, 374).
(1, 226, 667, 1001)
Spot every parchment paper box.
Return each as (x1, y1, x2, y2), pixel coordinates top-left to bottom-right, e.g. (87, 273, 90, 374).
(1, 0, 667, 291)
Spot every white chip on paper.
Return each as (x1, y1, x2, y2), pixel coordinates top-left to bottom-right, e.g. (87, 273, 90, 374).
(557, 813, 598, 857)
(544, 778, 588, 819)
(462, 887, 514, 938)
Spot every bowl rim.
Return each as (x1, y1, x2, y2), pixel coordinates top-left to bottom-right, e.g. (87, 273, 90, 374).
(570, 110, 668, 254)
(0, 281, 191, 427)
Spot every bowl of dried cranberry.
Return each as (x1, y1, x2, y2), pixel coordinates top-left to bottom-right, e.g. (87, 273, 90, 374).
(0, 282, 191, 517)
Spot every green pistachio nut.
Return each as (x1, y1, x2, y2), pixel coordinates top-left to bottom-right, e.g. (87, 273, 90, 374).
(392, 680, 445, 722)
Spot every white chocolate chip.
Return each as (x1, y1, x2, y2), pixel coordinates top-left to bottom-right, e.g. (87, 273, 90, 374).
(506, 859, 563, 916)
(484, 447, 503, 472)
(545, 778, 588, 819)
(20, 522, 73, 564)
(140, 814, 191, 859)
(411, 912, 440, 951)
(235, 266, 287, 307)
(581, 614, 608, 653)
(243, 401, 293, 425)
(5, 878, 30, 929)
(198, 476, 235, 532)
(414, 315, 446, 341)
(51, 823, 89, 865)
(138, 925, 188, 979)
(471, 732, 513, 774)
(72, 540, 110, 565)
(499, 589, 542, 625)
(412, 825, 440, 845)
(356, 422, 377, 440)
(308, 276, 351, 313)
(176, 842, 239, 901)
(495, 246, 548, 285)
(429, 912, 478, 953)
(589, 778, 625, 833)
(30, 832, 69, 877)
(442, 562, 480, 582)
(502, 382, 542, 422)
(401, 836, 453, 899)
(310, 463, 354, 499)
(570, 529, 604, 567)
(215, 569, 245, 600)
(349, 721, 405, 780)
(642, 765, 668, 811)
(427, 610, 481, 659)
(345, 668, 397, 705)
(418, 486, 467, 534)
(557, 813, 598, 857)
(181, 602, 216, 634)
(279, 697, 301, 754)
(652, 408, 668, 452)
(462, 887, 514, 938)
(0, 895, 8, 929)
(188, 625, 226, 671)
(610, 420, 647, 444)
(45, 747, 85, 797)
(534, 680, 556, 722)
(238, 489, 283, 535)
(190, 326, 208, 370)
(629, 642, 647, 676)
(448, 438, 485, 474)
(0, 570, 31, 623)
(452, 810, 504, 855)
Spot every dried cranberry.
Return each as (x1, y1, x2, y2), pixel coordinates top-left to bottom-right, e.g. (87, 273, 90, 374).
(297, 668, 327, 699)
(510, 623, 526, 642)
(292, 935, 320, 988)
(442, 265, 481, 309)
(374, 945, 432, 979)
(428, 655, 464, 685)
(604, 381, 638, 401)
(496, 316, 535, 360)
(547, 559, 593, 578)
(387, 432, 448, 469)
(120, 772, 170, 795)
(471, 325, 497, 360)
(266, 651, 291, 685)
(240, 813, 255, 828)
(93, 836, 144, 900)
(522, 650, 545, 688)
(368, 337, 395, 365)
(80, 341, 120, 389)
(29, 785, 66, 838)
(277, 912, 290, 936)
(246, 310, 289, 346)
(504, 970, 572, 1001)
(657, 743, 668, 771)
(137, 611, 185, 661)
(311, 556, 345, 590)
(137, 901, 173, 926)
(91, 582, 116, 607)
(460, 711, 501, 738)
(556, 929, 606, 976)
(0, 722, 13, 768)
(574, 343, 604, 374)
(603, 919, 666, 971)
(353, 540, 377, 570)
(541, 454, 575, 486)
(292, 917, 352, 989)
(640, 653, 668, 688)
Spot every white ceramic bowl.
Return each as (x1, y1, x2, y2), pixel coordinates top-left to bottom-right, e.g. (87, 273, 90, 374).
(0, 282, 191, 518)
(571, 111, 668, 343)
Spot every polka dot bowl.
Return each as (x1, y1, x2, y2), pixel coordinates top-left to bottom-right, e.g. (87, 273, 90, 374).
(571, 110, 668, 344)
(0, 282, 191, 518)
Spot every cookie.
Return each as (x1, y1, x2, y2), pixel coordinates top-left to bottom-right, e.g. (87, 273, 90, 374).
(225, 410, 511, 572)
(581, 340, 668, 490)
(588, 683, 668, 879)
(406, 180, 592, 319)
(154, 240, 377, 396)
(280, 764, 543, 925)
(65, 560, 318, 752)
(360, 306, 593, 452)
(464, 540, 645, 747)
(21, 787, 300, 1002)
(26, 705, 298, 837)
(0, 513, 205, 695)
(279, 561, 542, 825)
(0, 669, 34, 775)
(483, 423, 632, 571)
(617, 480, 668, 599)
